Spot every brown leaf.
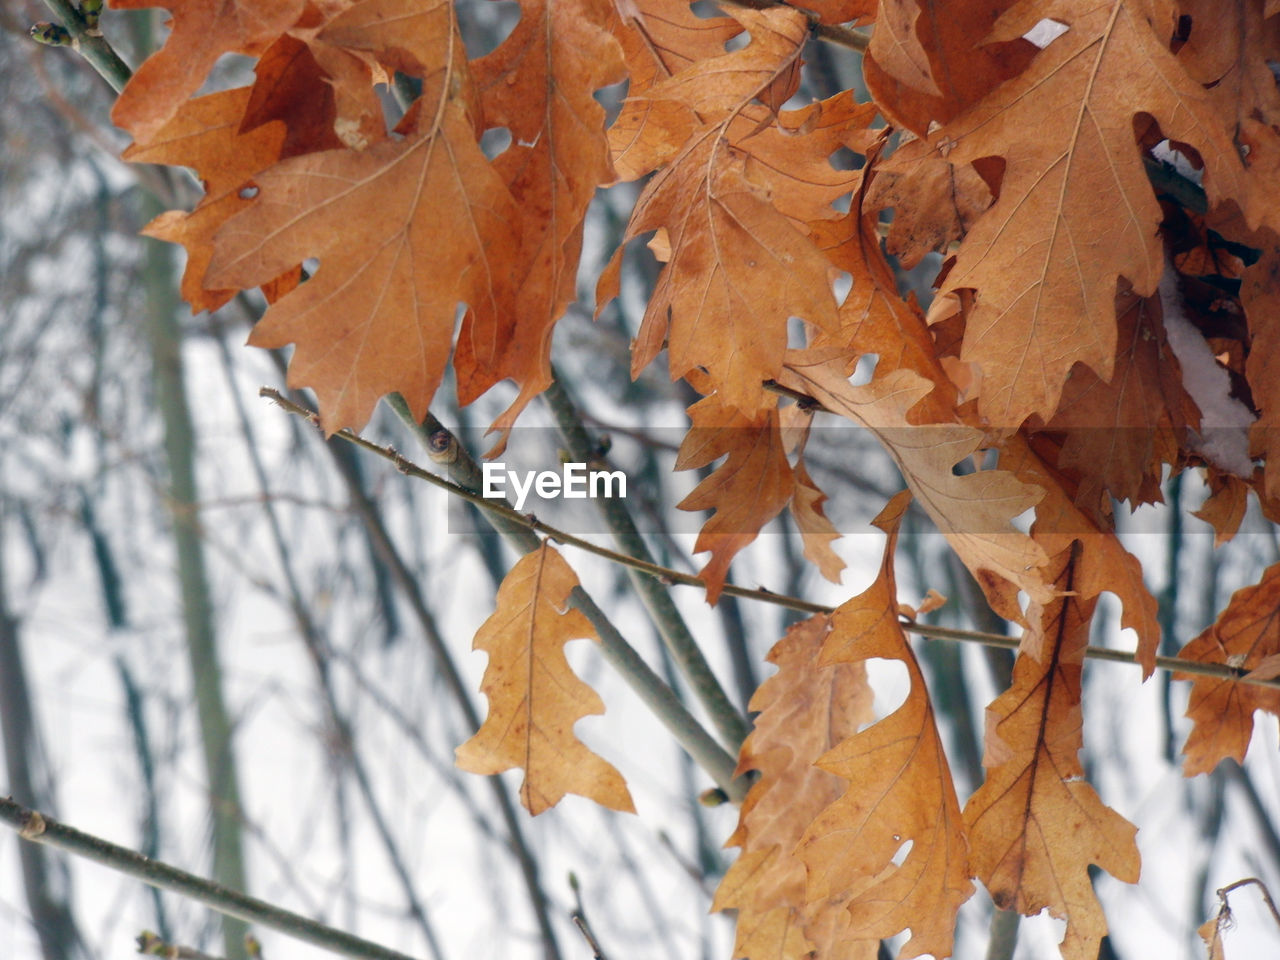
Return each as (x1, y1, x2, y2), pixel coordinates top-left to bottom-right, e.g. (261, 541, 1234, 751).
(206, 76, 520, 433)
(714, 615, 875, 960)
(866, 136, 993, 270)
(799, 492, 972, 959)
(455, 543, 635, 815)
(641, 7, 808, 119)
(779, 405, 846, 585)
(124, 88, 289, 313)
(606, 0, 742, 181)
(1193, 471, 1250, 547)
(1178, 563, 1280, 777)
(778, 358, 1051, 622)
(862, 0, 1037, 136)
(459, 0, 626, 449)
(603, 10, 851, 411)
(866, 0, 941, 98)
(110, 0, 306, 145)
(677, 396, 794, 603)
(1041, 282, 1199, 518)
(999, 435, 1161, 675)
(964, 545, 1141, 960)
(929, 0, 1246, 428)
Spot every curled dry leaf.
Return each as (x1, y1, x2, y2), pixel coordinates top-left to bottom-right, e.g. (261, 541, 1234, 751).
(455, 543, 635, 816)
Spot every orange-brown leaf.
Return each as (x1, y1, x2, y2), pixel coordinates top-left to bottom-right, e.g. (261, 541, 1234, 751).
(206, 95, 519, 434)
(1177, 563, 1280, 777)
(124, 88, 289, 313)
(454, 543, 635, 815)
(714, 615, 874, 960)
(779, 404, 845, 584)
(109, 0, 306, 145)
(461, 0, 626, 447)
(964, 546, 1140, 960)
(1041, 282, 1199, 518)
(779, 358, 1051, 621)
(678, 396, 794, 603)
(929, 0, 1246, 428)
(999, 435, 1161, 674)
(799, 492, 972, 959)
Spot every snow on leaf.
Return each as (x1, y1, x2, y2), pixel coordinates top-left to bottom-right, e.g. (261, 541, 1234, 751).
(964, 545, 1140, 960)
(454, 543, 635, 815)
(1177, 563, 1280, 777)
(799, 492, 972, 960)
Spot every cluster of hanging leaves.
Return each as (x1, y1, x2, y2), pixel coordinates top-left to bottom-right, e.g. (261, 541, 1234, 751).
(103, 0, 1280, 956)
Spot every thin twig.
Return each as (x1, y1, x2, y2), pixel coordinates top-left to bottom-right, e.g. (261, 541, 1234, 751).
(543, 373, 750, 750)
(259, 390, 1280, 695)
(1216, 877, 1280, 929)
(0, 798, 420, 960)
(37, 0, 132, 92)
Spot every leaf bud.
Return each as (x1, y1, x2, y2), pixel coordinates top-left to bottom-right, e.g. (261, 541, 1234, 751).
(30, 22, 72, 46)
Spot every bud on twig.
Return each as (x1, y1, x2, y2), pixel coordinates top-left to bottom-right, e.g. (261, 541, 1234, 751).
(30, 22, 72, 46)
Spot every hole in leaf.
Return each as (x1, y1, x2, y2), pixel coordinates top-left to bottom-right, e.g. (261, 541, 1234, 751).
(828, 146, 865, 172)
(238, 185, 259, 200)
(481, 127, 512, 160)
(891, 838, 913, 867)
(1023, 18, 1068, 48)
(850, 353, 878, 386)
(857, 657, 909, 731)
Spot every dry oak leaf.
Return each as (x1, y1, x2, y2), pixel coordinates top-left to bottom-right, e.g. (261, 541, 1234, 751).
(602, 8, 843, 411)
(778, 358, 1051, 622)
(866, 0, 942, 99)
(454, 543, 635, 815)
(965, 545, 1140, 960)
(678, 395, 794, 604)
(862, 0, 1038, 137)
(640, 7, 808, 120)
(865, 135, 993, 270)
(124, 88, 289, 314)
(804, 160, 961, 427)
(1177, 562, 1280, 777)
(927, 0, 1246, 429)
(998, 435, 1160, 675)
(1242, 243, 1280, 503)
(779, 403, 846, 584)
(1193, 470, 1250, 547)
(109, 0, 306, 145)
(605, 0, 743, 180)
(459, 0, 626, 448)
(799, 491, 972, 960)
(206, 94, 520, 434)
(1038, 281, 1199, 520)
(713, 615, 874, 960)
